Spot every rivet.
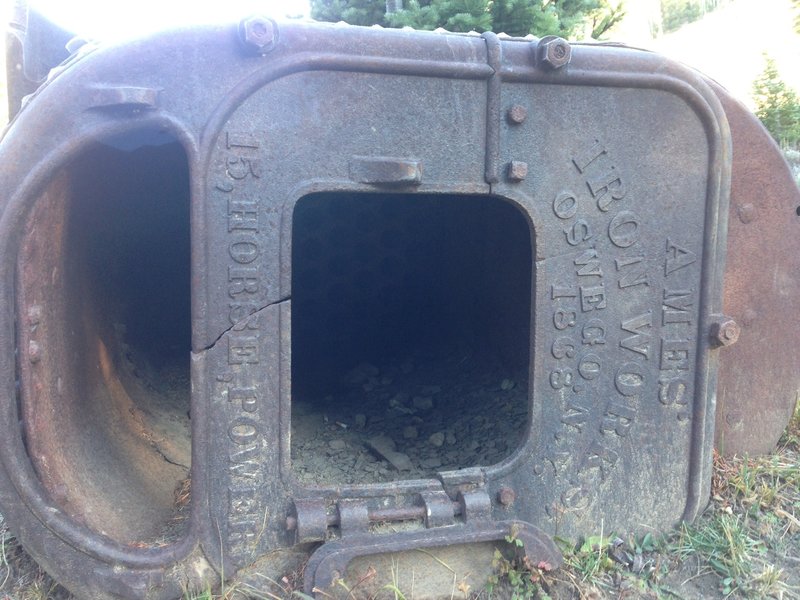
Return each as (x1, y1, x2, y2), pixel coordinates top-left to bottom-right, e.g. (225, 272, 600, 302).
(28, 340, 41, 363)
(738, 203, 757, 224)
(498, 486, 516, 507)
(507, 105, 527, 124)
(507, 160, 528, 182)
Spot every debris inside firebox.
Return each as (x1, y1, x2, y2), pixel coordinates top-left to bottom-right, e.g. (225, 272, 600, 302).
(291, 350, 528, 485)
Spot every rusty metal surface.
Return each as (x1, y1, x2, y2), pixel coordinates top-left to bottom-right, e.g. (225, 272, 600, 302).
(708, 79, 800, 456)
(0, 19, 782, 600)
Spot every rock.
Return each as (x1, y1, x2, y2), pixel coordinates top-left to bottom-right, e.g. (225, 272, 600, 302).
(500, 378, 515, 391)
(354, 414, 367, 429)
(429, 432, 445, 447)
(421, 457, 442, 468)
(412, 396, 434, 410)
(345, 362, 379, 384)
(367, 435, 413, 471)
(329, 439, 346, 451)
(403, 426, 419, 439)
(420, 385, 442, 395)
(446, 431, 456, 445)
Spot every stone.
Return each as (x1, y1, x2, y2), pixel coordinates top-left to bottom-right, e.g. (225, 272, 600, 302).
(367, 435, 413, 471)
(403, 426, 418, 439)
(412, 396, 434, 410)
(429, 432, 445, 447)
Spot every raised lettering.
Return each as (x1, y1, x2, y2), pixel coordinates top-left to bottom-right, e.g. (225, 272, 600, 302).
(615, 362, 646, 396)
(665, 239, 697, 275)
(575, 249, 603, 277)
(561, 400, 590, 431)
(554, 309, 577, 330)
(620, 311, 652, 359)
(580, 284, 607, 312)
(228, 198, 259, 232)
(662, 289, 693, 325)
(550, 368, 575, 390)
(601, 402, 635, 437)
(582, 319, 607, 346)
(228, 418, 260, 446)
(588, 168, 626, 211)
(229, 266, 259, 297)
(580, 440, 619, 479)
(608, 211, 640, 248)
(229, 334, 259, 365)
(552, 336, 577, 359)
(616, 255, 649, 289)
(553, 191, 578, 220)
(229, 385, 258, 413)
(572, 139, 606, 173)
(660, 339, 690, 371)
(658, 377, 688, 406)
(229, 239, 260, 264)
(225, 156, 261, 180)
(578, 354, 601, 380)
(226, 131, 260, 150)
(551, 283, 577, 300)
(565, 219, 593, 246)
(229, 487, 260, 515)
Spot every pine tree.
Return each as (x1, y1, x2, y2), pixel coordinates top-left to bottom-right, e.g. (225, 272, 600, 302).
(752, 56, 800, 149)
(310, 0, 626, 39)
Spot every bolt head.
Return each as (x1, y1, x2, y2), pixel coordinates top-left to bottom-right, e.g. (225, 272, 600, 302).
(712, 318, 740, 347)
(507, 161, 528, 182)
(239, 16, 277, 54)
(498, 486, 516, 507)
(507, 104, 527, 124)
(539, 36, 572, 70)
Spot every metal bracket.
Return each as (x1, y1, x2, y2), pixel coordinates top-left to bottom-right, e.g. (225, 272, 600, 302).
(303, 520, 562, 596)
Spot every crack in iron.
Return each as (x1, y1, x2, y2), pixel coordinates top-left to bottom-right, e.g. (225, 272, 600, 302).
(151, 445, 190, 470)
(197, 296, 291, 353)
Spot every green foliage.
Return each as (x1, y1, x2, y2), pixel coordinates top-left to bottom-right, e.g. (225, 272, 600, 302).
(310, 0, 386, 26)
(752, 56, 800, 149)
(310, 0, 626, 39)
(794, 0, 800, 35)
(674, 514, 766, 596)
(660, 0, 702, 33)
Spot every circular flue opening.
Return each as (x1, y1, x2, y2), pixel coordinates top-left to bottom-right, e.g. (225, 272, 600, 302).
(18, 129, 192, 545)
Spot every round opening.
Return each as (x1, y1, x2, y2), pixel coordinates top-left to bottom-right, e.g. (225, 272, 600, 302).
(18, 129, 192, 545)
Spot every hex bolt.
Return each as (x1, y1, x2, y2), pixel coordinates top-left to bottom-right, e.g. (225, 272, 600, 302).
(538, 36, 572, 70)
(711, 317, 740, 348)
(239, 16, 278, 55)
(506, 104, 527, 124)
(507, 160, 528, 182)
(498, 486, 516, 507)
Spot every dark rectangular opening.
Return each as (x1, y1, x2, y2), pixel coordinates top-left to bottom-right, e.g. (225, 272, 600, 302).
(291, 192, 533, 485)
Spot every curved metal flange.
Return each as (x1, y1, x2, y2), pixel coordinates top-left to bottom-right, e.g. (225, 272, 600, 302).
(303, 520, 561, 596)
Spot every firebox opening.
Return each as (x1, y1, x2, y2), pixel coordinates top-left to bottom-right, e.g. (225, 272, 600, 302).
(20, 129, 192, 545)
(291, 192, 533, 485)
